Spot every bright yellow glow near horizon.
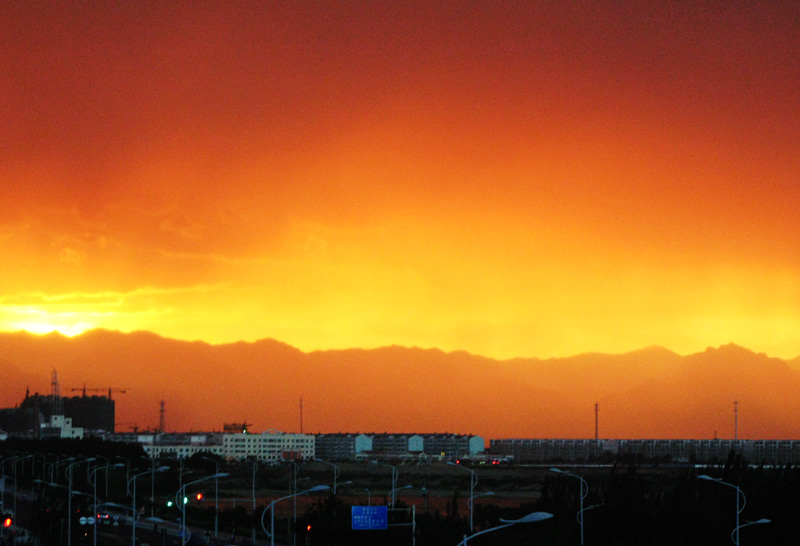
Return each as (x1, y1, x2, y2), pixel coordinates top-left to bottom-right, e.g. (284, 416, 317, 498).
(7, 308, 96, 338)
(2, 301, 105, 338)
(12, 322, 93, 337)
(2, 261, 799, 361)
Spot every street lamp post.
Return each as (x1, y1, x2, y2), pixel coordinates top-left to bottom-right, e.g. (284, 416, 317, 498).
(67, 457, 96, 546)
(215, 465, 220, 538)
(48, 456, 76, 484)
(315, 459, 340, 495)
(698, 475, 770, 546)
(175, 472, 229, 545)
(260, 485, 330, 546)
(468, 491, 495, 528)
(0, 455, 10, 513)
(288, 468, 313, 546)
(390, 484, 413, 506)
(90, 463, 124, 546)
(315, 459, 348, 543)
(37, 453, 49, 483)
(0, 455, 15, 514)
(447, 462, 479, 532)
(251, 460, 258, 545)
(201, 457, 222, 538)
(35, 480, 93, 546)
(457, 511, 553, 546)
(0, 455, 34, 516)
(732, 518, 771, 543)
(115, 456, 131, 490)
(91, 456, 110, 498)
(371, 461, 399, 508)
(290, 462, 305, 546)
(551, 468, 589, 545)
(10, 455, 35, 519)
(129, 466, 169, 546)
(149, 459, 156, 518)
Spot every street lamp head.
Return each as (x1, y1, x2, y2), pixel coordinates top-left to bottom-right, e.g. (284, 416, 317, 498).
(751, 518, 771, 525)
(211, 472, 229, 478)
(549, 468, 564, 474)
(697, 474, 718, 482)
(155, 465, 171, 472)
(306, 485, 331, 493)
(500, 511, 554, 524)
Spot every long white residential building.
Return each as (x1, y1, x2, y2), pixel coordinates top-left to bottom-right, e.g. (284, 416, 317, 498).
(489, 438, 800, 465)
(112, 430, 315, 461)
(223, 430, 314, 462)
(314, 432, 485, 461)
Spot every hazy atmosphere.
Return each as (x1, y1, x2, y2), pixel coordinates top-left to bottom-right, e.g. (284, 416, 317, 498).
(2, 2, 799, 361)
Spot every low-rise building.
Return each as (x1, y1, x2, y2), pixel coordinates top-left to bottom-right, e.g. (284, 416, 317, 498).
(40, 414, 84, 439)
(132, 433, 224, 459)
(488, 438, 800, 464)
(223, 431, 315, 462)
(315, 432, 484, 460)
(112, 429, 315, 462)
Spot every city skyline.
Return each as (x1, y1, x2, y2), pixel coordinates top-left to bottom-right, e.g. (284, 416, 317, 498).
(2, 3, 799, 361)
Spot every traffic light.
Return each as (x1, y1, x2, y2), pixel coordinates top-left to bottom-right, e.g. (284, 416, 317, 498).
(196, 492, 203, 505)
(166, 500, 174, 507)
(2, 516, 12, 528)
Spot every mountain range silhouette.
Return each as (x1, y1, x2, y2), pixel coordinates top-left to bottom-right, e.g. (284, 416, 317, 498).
(1, 329, 799, 441)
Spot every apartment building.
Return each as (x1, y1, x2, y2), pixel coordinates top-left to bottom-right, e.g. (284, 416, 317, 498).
(315, 432, 484, 460)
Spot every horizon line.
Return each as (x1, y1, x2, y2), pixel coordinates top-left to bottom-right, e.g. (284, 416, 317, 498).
(3, 326, 798, 362)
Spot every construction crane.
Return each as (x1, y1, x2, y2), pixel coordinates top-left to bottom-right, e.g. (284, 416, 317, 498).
(71, 386, 129, 399)
(114, 422, 139, 433)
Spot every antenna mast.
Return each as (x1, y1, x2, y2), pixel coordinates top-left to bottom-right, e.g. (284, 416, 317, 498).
(734, 399, 738, 441)
(51, 369, 62, 415)
(159, 400, 166, 433)
(595, 402, 599, 441)
(300, 397, 303, 434)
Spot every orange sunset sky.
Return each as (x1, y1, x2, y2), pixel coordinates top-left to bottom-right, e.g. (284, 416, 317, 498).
(1, 1, 799, 361)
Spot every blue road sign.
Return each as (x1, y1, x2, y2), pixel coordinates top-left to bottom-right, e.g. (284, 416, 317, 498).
(351, 506, 388, 530)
